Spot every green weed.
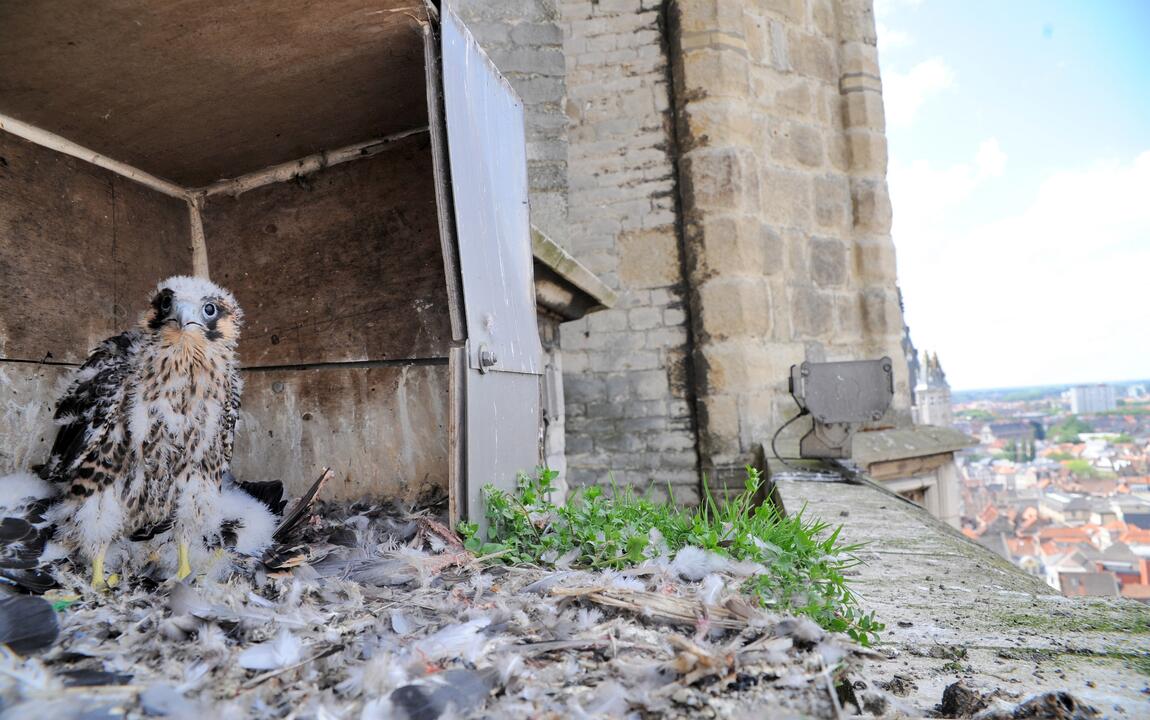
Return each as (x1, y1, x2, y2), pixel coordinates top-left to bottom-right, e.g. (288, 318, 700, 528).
(459, 466, 884, 645)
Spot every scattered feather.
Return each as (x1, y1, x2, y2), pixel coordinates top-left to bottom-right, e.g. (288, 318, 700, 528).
(237, 628, 302, 670)
(0, 595, 59, 654)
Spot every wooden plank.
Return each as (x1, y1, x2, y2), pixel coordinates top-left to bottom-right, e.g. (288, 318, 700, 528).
(0, 0, 429, 186)
(0, 362, 71, 474)
(202, 134, 452, 367)
(0, 131, 192, 363)
(234, 364, 449, 501)
(112, 175, 197, 324)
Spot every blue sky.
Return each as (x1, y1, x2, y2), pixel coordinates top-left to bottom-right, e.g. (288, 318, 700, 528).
(876, 0, 1150, 390)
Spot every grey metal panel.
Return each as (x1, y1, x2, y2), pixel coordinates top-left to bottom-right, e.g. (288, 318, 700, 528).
(441, 7, 543, 376)
(464, 351, 542, 527)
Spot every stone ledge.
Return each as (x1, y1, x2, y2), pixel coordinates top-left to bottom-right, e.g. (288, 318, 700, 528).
(776, 476, 1150, 716)
(532, 225, 618, 321)
(852, 424, 976, 465)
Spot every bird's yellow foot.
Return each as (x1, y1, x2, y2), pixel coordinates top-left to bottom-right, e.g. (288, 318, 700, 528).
(175, 541, 192, 581)
(90, 546, 117, 591)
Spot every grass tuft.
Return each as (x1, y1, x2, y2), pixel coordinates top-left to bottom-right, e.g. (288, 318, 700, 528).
(459, 466, 884, 645)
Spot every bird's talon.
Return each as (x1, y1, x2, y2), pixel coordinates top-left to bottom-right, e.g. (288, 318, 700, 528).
(175, 541, 192, 581)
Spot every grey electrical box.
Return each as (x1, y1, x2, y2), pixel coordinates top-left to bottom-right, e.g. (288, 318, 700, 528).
(789, 357, 894, 459)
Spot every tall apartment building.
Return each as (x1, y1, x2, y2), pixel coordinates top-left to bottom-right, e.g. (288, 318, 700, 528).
(1070, 384, 1117, 415)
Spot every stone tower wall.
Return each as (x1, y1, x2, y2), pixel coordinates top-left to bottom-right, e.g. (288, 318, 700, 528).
(668, 0, 909, 473)
(455, 0, 909, 498)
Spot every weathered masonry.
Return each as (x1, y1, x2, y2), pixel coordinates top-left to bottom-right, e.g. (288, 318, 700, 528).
(0, 2, 612, 526)
(457, 0, 936, 501)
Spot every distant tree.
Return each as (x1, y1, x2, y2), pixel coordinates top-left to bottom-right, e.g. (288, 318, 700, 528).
(1006, 440, 1019, 462)
(1049, 416, 1092, 443)
(1064, 459, 1098, 478)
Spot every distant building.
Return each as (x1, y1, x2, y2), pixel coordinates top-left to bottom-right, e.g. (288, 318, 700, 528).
(913, 352, 953, 427)
(1070, 384, 1117, 414)
(981, 421, 1037, 444)
(899, 290, 921, 401)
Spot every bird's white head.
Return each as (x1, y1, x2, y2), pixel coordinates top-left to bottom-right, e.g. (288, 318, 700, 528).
(142, 276, 244, 347)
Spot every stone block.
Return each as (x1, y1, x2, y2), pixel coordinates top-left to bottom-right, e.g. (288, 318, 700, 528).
(834, 293, 864, 339)
(837, 0, 878, 44)
(787, 123, 825, 167)
(791, 286, 833, 337)
(847, 129, 888, 174)
(784, 227, 810, 277)
(501, 46, 566, 75)
(698, 393, 741, 458)
(759, 0, 804, 23)
(861, 287, 899, 336)
(646, 325, 690, 349)
(769, 20, 791, 72)
(631, 369, 672, 400)
(854, 236, 898, 283)
(565, 374, 605, 405)
(826, 132, 850, 172)
(516, 76, 566, 104)
(511, 22, 564, 46)
(619, 229, 682, 289)
(586, 308, 629, 333)
(629, 306, 663, 330)
(663, 307, 687, 326)
(681, 98, 757, 151)
(589, 349, 662, 373)
(758, 166, 813, 228)
(773, 78, 814, 118)
(810, 0, 837, 37)
(697, 338, 782, 395)
(791, 31, 837, 84)
(851, 179, 893, 233)
(843, 90, 885, 132)
(738, 389, 783, 454)
(679, 47, 752, 99)
(840, 40, 881, 78)
(813, 174, 850, 230)
(682, 148, 761, 214)
(697, 277, 771, 341)
(810, 237, 847, 287)
(674, 0, 747, 35)
(692, 214, 765, 278)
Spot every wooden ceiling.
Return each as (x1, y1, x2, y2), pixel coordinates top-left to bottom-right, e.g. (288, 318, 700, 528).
(0, 0, 430, 187)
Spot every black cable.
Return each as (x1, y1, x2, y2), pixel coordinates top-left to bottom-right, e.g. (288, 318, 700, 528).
(770, 408, 811, 474)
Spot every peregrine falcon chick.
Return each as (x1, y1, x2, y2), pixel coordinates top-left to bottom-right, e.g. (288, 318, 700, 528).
(43, 276, 243, 588)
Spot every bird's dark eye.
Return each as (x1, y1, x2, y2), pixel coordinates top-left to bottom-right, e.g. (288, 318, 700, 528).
(160, 296, 171, 312)
(203, 302, 217, 318)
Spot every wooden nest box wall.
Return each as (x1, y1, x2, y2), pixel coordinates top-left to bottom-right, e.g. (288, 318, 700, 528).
(0, 1, 544, 526)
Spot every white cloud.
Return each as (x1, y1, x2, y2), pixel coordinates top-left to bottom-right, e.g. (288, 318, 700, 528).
(883, 58, 954, 127)
(894, 151, 1150, 389)
(874, 0, 924, 20)
(974, 138, 1006, 178)
(876, 21, 912, 50)
(888, 138, 1005, 241)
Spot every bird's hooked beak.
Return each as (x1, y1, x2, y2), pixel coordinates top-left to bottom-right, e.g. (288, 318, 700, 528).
(174, 301, 203, 330)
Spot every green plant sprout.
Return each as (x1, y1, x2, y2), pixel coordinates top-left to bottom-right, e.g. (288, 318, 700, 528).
(458, 466, 884, 646)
